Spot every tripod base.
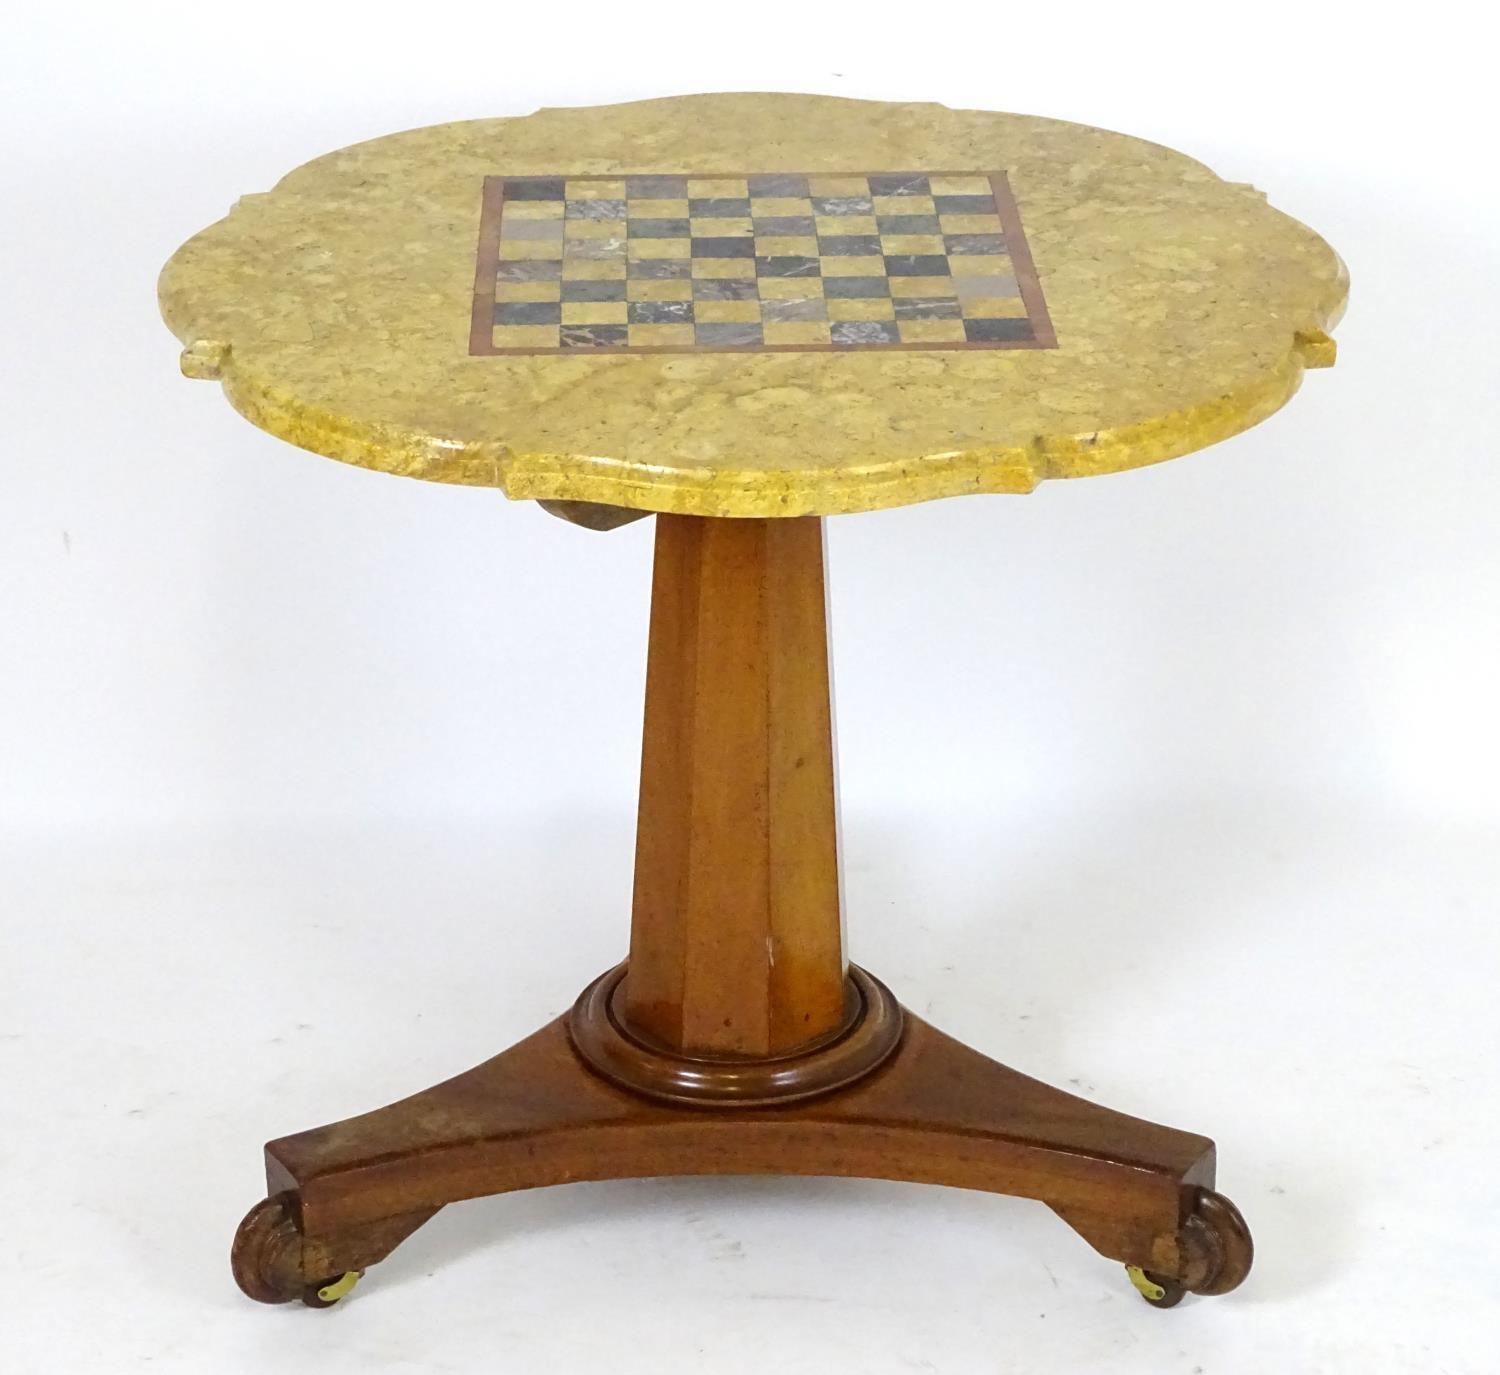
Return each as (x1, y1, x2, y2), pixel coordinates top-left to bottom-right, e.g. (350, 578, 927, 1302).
(231, 972, 1252, 1308)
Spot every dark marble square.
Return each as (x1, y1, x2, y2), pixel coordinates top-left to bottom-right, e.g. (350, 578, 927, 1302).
(964, 317, 1034, 342)
(867, 174, 930, 197)
(494, 301, 561, 325)
(822, 276, 890, 299)
(811, 195, 873, 216)
(755, 255, 821, 278)
(830, 320, 900, 345)
(876, 214, 942, 235)
(934, 194, 999, 215)
(695, 322, 764, 346)
(504, 178, 565, 201)
(494, 259, 562, 282)
(894, 297, 962, 320)
(628, 300, 694, 325)
(752, 215, 817, 236)
(561, 279, 628, 302)
(762, 298, 828, 323)
(566, 198, 628, 220)
(563, 238, 627, 261)
(626, 175, 688, 198)
(884, 254, 952, 276)
(692, 277, 760, 300)
(628, 218, 691, 239)
(627, 258, 693, 279)
(561, 323, 628, 347)
(692, 236, 757, 259)
(944, 233, 1007, 255)
(748, 174, 809, 197)
(818, 234, 883, 256)
(689, 197, 751, 217)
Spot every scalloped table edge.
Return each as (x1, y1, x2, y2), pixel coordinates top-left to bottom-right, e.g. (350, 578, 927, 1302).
(169, 318, 1342, 519)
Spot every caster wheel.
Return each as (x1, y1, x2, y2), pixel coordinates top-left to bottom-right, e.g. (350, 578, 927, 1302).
(1132, 1188, 1254, 1307)
(302, 1271, 361, 1309)
(1127, 1265, 1185, 1308)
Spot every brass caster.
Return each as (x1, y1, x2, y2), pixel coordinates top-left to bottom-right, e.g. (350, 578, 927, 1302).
(303, 1271, 361, 1309)
(1127, 1265, 1185, 1309)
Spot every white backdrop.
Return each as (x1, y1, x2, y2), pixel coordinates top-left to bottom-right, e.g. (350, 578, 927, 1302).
(4, 4, 1497, 1373)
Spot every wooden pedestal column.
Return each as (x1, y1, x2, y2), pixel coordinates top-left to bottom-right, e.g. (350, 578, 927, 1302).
(626, 515, 847, 1056)
(569, 516, 902, 1104)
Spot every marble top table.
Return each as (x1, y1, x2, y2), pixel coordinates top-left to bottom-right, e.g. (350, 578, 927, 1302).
(161, 94, 1345, 1321)
(160, 92, 1344, 518)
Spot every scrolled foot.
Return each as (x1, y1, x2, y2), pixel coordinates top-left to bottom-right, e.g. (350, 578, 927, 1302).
(230, 1193, 363, 1309)
(231, 1193, 308, 1305)
(231, 1191, 433, 1308)
(1132, 1188, 1254, 1307)
(1178, 1188, 1254, 1296)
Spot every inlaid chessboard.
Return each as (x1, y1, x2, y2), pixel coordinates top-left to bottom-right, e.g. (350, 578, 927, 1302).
(469, 172, 1055, 354)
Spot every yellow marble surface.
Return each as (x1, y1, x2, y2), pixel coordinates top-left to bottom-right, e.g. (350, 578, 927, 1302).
(158, 93, 1347, 517)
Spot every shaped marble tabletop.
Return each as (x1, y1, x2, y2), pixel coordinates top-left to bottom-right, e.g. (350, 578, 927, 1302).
(159, 93, 1346, 518)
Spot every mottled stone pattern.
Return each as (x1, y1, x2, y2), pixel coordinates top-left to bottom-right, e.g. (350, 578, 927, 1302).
(158, 93, 1348, 518)
(476, 172, 1052, 353)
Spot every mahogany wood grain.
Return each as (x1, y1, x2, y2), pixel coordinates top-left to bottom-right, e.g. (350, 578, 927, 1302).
(254, 1010, 1217, 1283)
(624, 516, 846, 1058)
